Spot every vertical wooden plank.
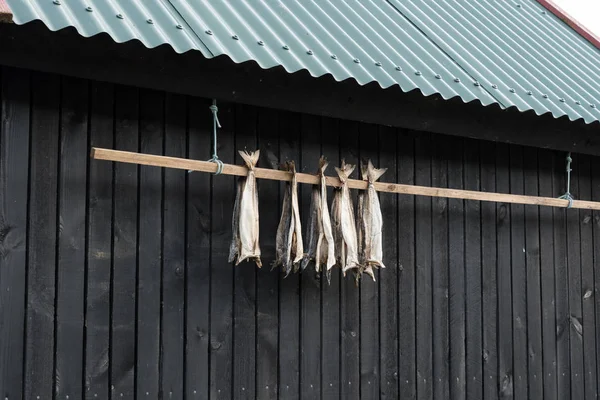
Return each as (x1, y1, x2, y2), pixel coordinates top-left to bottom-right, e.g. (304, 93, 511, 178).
(415, 132, 432, 400)
(480, 141, 498, 400)
(161, 93, 186, 400)
(25, 72, 60, 400)
(565, 155, 584, 400)
(496, 143, 513, 399)
(112, 85, 139, 399)
(359, 123, 380, 400)
(523, 148, 543, 399)
(85, 81, 114, 399)
(578, 154, 597, 399)
(379, 125, 398, 400)
(185, 97, 212, 400)
(278, 110, 301, 400)
(509, 145, 528, 400)
(431, 135, 449, 400)
(464, 139, 482, 400)
(398, 129, 416, 400)
(593, 157, 600, 398)
(553, 151, 570, 400)
(321, 116, 341, 400)
(300, 114, 322, 400)
(209, 102, 235, 400)
(339, 119, 360, 400)
(55, 77, 88, 399)
(448, 138, 466, 400)
(232, 104, 257, 400)
(0, 67, 30, 400)
(256, 107, 279, 400)
(136, 89, 162, 399)
(537, 149, 557, 400)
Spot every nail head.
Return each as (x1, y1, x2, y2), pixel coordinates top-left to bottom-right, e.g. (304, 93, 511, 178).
(331, 54, 337, 60)
(559, 98, 565, 102)
(147, 19, 153, 24)
(375, 61, 382, 66)
(307, 50, 313, 55)
(492, 84, 498, 89)
(509, 88, 516, 93)
(116, 13, 124, 19)
(576, 100, 581, 105)
(527, 90, 533, 95)
(205, 29, 213, 35)
(591, 104, 596, 108)
(86, 6, 93, 12)
(454, 77, 460, 83)
(354, 58, 361, 63)
(232, 35, 239, 40)
(282, 45, 289, 50)
(395, 66, 402, 71)
(474, 81, 480, 86)
(257, 40, 264, 46)
(53, 0, 60, 4)
(435, 74, 441, 79)
(415, 71, 422, 76)
(176, 24, 183, 29)
(543, 94, 549, 99)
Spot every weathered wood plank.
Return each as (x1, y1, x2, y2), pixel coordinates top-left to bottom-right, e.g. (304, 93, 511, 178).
(379, 125, 399, 400)
(85, 81, 114, 399)
(300, 114, 322, 400)
(553, 151, 571, 400)
(25, 72, 60, 400)
(0, 67, 30, 400)
(255, 107, 280, 400)
(480, 141, 498, 400)
(398, 129, 416, 400)
(208, 103, 235, 400)
(496, 143, 513, 399)
(185, 97, 212, 400)
(537, 149, 557, 400)
(509, 145, 528, 400)
(136, 89, 162, 399)
(55, 76, 88, 399)
(523, 148, 543, 400)
(448, 138, 466, 400)
(415, 133, 433, 400)
(321, 117, 341, 400)
(431, 135, 449, 400)
(232, 104, 257, 400)
(161, 93, 187, 400)
(339, 119, 360, 400)
(578, 154, 597, 399)
(565, 155, 584, 400)
(278, 110, 301, 400)
(112, 85, 139, 399)
(464, 139, 482, 400)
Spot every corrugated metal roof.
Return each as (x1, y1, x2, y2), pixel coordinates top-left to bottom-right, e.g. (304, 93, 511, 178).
(6, 0, 600, 124)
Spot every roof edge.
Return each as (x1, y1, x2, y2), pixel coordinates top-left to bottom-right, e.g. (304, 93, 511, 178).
(537, 0, 600, 50)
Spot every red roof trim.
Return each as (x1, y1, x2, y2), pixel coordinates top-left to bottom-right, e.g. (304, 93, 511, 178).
(0, 0, 12, 23)
(537, 0, 600, 50)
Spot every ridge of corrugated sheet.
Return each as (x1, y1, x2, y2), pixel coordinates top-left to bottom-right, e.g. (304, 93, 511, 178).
(6, 0, 600, 124)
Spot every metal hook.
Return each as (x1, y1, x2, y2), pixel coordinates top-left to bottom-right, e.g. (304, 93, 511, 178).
(558, 152, 574, 208)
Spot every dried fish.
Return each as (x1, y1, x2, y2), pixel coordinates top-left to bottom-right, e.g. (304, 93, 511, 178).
(335, 160, 360, 276)
(236, 150, 262, 268)
(302, 157, 336, 283)
(356, 178, 375, 282)
(331, 185, 345, 275)
(228, 177, 244, 263)
(272, 161, 304, 276)
(362, 159, 387, 275)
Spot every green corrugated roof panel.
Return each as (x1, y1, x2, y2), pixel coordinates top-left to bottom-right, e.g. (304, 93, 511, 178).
(7, 0, 600, 123)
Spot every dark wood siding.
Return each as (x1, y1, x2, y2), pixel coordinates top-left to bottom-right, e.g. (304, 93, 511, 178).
(1, 66, 599, 400)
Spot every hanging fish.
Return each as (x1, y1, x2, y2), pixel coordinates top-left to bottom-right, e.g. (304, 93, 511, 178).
(273, 161, 304, 276)
(228, 177, 244, 264)
(335, 160, 361, 276)
(235, 150, 262, 267)
(362, 159, 387, 275)
(356, 175, 375, 282)
(302, 157, 336, 283)
(330, 185, 345, 275)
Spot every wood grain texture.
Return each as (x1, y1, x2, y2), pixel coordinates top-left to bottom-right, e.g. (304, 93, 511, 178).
(25, 72, 60, 400)
(0, 67, 29, 400)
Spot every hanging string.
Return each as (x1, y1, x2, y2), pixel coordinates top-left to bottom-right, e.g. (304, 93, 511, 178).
(558, 152, 574, 208)
(189, 99, 224, 174)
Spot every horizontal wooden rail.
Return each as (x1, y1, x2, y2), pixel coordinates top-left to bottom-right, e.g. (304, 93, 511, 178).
(91, 147, 600, 210)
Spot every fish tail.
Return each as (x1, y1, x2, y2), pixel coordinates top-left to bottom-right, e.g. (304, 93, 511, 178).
(360, 159, 369, 180)
(319, 156, 329, 175)
(335, 159, 355, 182)
(367, 159, 387, 183)
(238, 149, 260, 169)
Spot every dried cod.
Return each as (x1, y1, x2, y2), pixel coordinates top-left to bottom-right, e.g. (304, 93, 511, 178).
(335, 160, 361, 276)
(302, 157, 336, 282)
(358, 159, 387, 280)
(230, 150, 262, 268)
(272, 161, 304, 275)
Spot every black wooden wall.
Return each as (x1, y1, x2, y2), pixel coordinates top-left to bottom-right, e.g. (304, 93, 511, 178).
(1, 65, 600, 400)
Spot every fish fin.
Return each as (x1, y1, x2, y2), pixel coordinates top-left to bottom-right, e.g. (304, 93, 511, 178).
(365, 266, 376, 281)
(319, 156, 329, 174)
(238, 149, 260, 169)
(367, 159, 387, 182)
(334, 160, 355, 182)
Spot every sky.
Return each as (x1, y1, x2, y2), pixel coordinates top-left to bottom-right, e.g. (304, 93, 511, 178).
(552, 0, 600, 38)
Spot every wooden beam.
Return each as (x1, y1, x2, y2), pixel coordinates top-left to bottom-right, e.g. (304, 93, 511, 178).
(91, 147, 599, 210)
